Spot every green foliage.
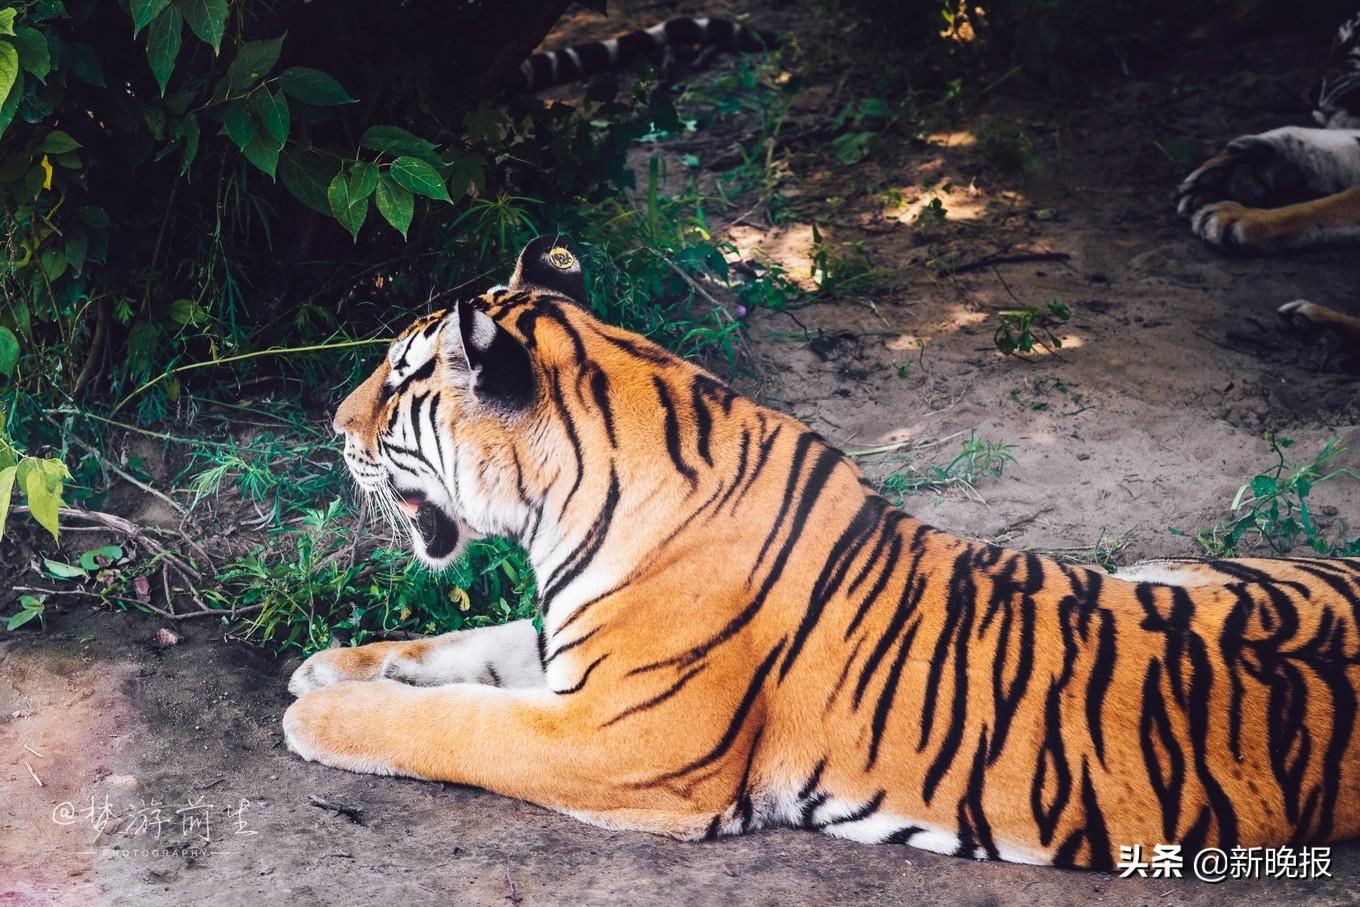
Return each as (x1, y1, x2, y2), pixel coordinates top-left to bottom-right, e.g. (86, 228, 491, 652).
(993, 301, 1071, 356)
(6, 592, 45, 630)
(809, 223, 881, 296)
(205, 500, 537, 654)
(1173, 435, 1360, 558)
(877, 433, 1017, 503)
(976, 118, 1041, 175)
(0, 411, 68, 542)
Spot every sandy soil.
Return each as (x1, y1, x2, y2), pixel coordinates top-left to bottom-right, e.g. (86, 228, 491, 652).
(3, 1, 1360, 905)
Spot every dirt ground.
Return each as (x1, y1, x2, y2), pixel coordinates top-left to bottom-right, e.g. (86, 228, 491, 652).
(4, 1, 1360, 905)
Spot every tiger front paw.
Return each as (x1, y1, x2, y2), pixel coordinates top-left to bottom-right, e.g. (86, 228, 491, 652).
(1190, 201, 1288, 252)
(283, 680, 401, 776)
(288, 645, 389, 696)
(1175, 135, 1281, 217)
(1277, 300, 1360, 345)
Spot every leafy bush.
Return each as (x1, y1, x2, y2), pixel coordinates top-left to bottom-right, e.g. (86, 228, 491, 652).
(0, 1, 806, 648)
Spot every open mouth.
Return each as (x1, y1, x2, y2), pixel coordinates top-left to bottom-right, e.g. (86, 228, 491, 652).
(395, 491, 460, 560)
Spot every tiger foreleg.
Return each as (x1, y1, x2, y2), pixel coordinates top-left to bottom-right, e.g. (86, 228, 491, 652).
(1190, 186, 1360, 252)
(1175, 127, 1360, 216)
(282, 679, 722, 838)
(288, 618, 544, 694)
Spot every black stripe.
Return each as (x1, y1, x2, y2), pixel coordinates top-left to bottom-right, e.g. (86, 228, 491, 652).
(780, 495, 889, 680)
(642, 639, 786, 785)
(543, 626, 599, 667)
(690, 377, 715, 466)
(541, 468, 621, 608)
(553, 653, 609, 695)
(867, 619, 921, 769)
(818, 790, 887, 829)
(1139, 659, 1187, 843)
(588, 365, 617, 447)
(729, 419, 781, 514)
(654, 375, 698, 488)
(601, 662, 707, 729)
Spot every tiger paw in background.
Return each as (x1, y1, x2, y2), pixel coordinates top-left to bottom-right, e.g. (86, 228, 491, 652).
(1174, 11, 1360, 362)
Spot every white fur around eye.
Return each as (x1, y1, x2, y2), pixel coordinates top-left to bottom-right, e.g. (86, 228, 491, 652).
(387, 329, 439, 382)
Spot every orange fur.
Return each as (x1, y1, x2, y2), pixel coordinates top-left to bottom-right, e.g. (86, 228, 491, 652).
(286, 287, 1360, 868)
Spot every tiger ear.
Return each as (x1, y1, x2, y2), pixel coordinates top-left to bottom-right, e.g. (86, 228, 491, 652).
(508, 234, 588, 307)
(447, 299, 535, 409)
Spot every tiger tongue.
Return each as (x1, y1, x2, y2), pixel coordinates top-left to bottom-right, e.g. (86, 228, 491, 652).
(396, 493, 425, 518)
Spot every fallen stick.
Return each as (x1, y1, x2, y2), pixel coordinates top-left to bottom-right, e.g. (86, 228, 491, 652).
(938, 250, 1072, 276)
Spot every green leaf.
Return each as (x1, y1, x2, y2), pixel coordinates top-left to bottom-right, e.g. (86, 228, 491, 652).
(388, 156, 450, 203)
(226, 35, 283, 90)
(21, 459, 62, 542)
(37, 129, 80, 153)
(7, 607, 40, 631)
(446, 152, 485, 199)
(349, 160, 378, 200)
(79, 544, 123, 572)
(0, 9, 15, 36)
(0, 326, 17, 378)
(360, 125, 441, 166)
(277, 67, 355, 106)
(178, 0, 226, 53)
(39, 246, 66, 281)
(327, 169, 369, 242)
(43, 557, 86, 579)
(374, 173, 413, 239)
(0, 465, 13, 539)
(0, 40, 18, 115)
(130, 0, 171, 35)
(278, 146, 338, 216)
(67, 42, 105, 87)
(0, 63, 17, 141)
(13, 27, 50, 82)
(145, 4, 183, 96)
(241, 130, 280, 179)
(79, 205, 110, 229)
(64, 223, 87, 276)
(172, 111, 199, 174)
(222, 99, 254, 150)
(462, 103, 504, 144)
(251, 88, 289, 145)
(168, 297, 204, 325)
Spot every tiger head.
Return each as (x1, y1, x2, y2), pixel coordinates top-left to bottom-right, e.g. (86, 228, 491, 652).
(1309, 10, 1360, 128)
(332, 235, 600, 569)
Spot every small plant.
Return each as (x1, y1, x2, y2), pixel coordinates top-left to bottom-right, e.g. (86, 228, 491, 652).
(1173, 434, 1360, 558)
(6, 593, 46, 630)
(830, 96, 894, 165)
(1008, 377, 1091, 415)
(809, 224, 880, 295)
(1028, 529, 1130, 574)
(993, 300, 1071, 356)
(0, 412, 69, 544)
(878, 433, 1016, 503)
(977, 117, 1042, 175)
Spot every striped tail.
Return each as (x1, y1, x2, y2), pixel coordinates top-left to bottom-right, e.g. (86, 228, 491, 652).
(520, 16, 777, 92)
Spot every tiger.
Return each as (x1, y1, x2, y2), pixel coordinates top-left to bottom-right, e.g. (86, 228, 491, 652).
(284, 234, 1360, 869)
(518, 15, 776, 94)
(1175, 9, 1360, 356)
